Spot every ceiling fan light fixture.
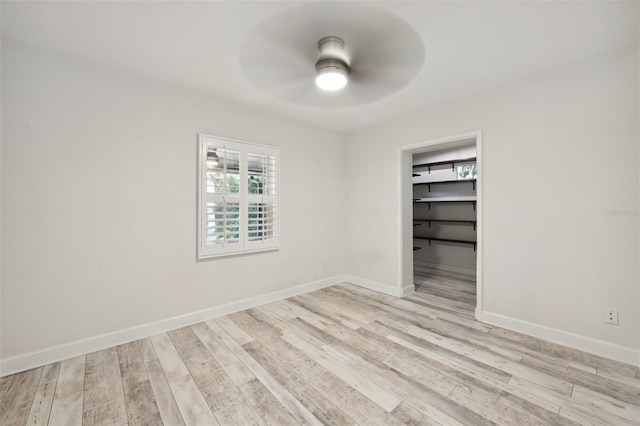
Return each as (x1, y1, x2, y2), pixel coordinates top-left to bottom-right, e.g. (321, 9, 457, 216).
(315, 59, 349, 91)
(315, 36, 349, 91)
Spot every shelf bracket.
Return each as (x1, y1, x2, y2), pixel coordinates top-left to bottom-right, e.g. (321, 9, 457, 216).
(472, 181, 476, 191)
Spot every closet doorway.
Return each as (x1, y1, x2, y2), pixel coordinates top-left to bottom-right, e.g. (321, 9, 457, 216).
(398, 131, 482, 320)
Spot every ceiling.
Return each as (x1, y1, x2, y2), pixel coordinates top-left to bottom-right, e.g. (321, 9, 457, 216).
(2, 1, 638, 134)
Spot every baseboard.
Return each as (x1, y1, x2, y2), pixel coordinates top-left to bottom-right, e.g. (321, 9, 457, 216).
(401, 284, 416, 297)
(481, 311, 640, 367)
(414, 260, 476, 277)
(1, 275, 343, 377)
(341, 274, 412, 297)
(474, 307, 483, 322)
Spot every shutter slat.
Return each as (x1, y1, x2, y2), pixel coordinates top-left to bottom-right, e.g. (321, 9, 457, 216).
(205, 201, 241, 246)
(247, 152, 277, 196)
(206, 147, 241, 194)
(247, 201, 277, 243)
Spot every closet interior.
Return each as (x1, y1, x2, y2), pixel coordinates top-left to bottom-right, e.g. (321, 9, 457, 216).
(411, 143, 477, 317)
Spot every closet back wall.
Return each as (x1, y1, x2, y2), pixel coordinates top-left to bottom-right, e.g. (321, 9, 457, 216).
(1, 43, 347, 362)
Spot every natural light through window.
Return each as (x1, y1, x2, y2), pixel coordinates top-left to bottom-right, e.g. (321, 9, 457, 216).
(198, 135, 279, 259)
(456, 163, 477, 180)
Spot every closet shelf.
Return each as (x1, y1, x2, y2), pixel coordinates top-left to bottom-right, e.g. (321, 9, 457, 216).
(414, 219, 476, 223)
(413, 179, 476, 185)
(413, 246, 422, 251)
(413, 157, 476, 173)
(414, 179, 476, 191)
(414, 219, 477, 230)
(413, 197, 476, 211)
(414, 236, 477, 251)
(414, 196, 476, 202)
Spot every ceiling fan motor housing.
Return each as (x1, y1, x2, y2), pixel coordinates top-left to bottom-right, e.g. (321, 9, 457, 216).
(315, 36, 350, 91)
(316, 36, 349, 72)
(315, 58, 349, 74)
(317, 36, 348, 62)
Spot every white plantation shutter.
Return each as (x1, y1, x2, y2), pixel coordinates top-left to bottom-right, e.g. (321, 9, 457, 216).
(198, 135, 279, 259)
(246, 149, 278, 250)
(205, 201, 240, 245)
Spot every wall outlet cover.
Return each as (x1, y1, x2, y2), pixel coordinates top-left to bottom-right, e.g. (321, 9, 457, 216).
(604, 309, 619, 325)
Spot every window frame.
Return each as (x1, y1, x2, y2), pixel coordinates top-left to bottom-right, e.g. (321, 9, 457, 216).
(197, 134, 280, 260)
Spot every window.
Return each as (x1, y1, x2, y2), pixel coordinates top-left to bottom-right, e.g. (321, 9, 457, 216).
(198, 134, 279, 259)
(456, 163, 477, 180)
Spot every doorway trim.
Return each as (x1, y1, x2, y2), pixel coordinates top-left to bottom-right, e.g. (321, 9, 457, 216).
(397, 130, 483, 320)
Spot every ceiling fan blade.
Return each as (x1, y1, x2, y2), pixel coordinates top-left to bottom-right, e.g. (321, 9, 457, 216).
(239, 2, 425, 107)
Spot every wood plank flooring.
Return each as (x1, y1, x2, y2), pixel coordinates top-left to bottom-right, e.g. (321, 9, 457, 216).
(412, 266, 477, 319)
(1, 275, 639, 425)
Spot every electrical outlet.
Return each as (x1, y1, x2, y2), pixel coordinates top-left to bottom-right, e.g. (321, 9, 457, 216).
(604, 309, 619, 325)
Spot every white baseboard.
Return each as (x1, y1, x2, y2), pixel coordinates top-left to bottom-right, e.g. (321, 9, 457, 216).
(18, 273, 635, 376)
(401, 284, 416, 297)
(341, 274, 412, 297)
(414, 260, 476, 277)
(474, 307, 483, 322)
(1, 275, 343, 377)
(481, 311, 640, 367)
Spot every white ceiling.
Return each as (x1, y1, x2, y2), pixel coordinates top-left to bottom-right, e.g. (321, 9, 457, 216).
(2, 1, 638, 134)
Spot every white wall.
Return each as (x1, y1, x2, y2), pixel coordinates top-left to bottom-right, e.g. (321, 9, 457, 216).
(346, 48, 639, 358)
(2, 41, 638, 368)
(1, 43, 347, 360)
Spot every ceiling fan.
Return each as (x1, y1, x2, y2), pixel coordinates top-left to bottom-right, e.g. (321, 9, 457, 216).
(239, 3, 425, 107)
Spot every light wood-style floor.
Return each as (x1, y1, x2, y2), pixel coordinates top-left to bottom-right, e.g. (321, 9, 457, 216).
(2, 275, 639, 425)
(413, 266, 477, 319)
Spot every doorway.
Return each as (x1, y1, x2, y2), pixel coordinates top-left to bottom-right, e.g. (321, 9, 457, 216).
(397, 131, 482, 320)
